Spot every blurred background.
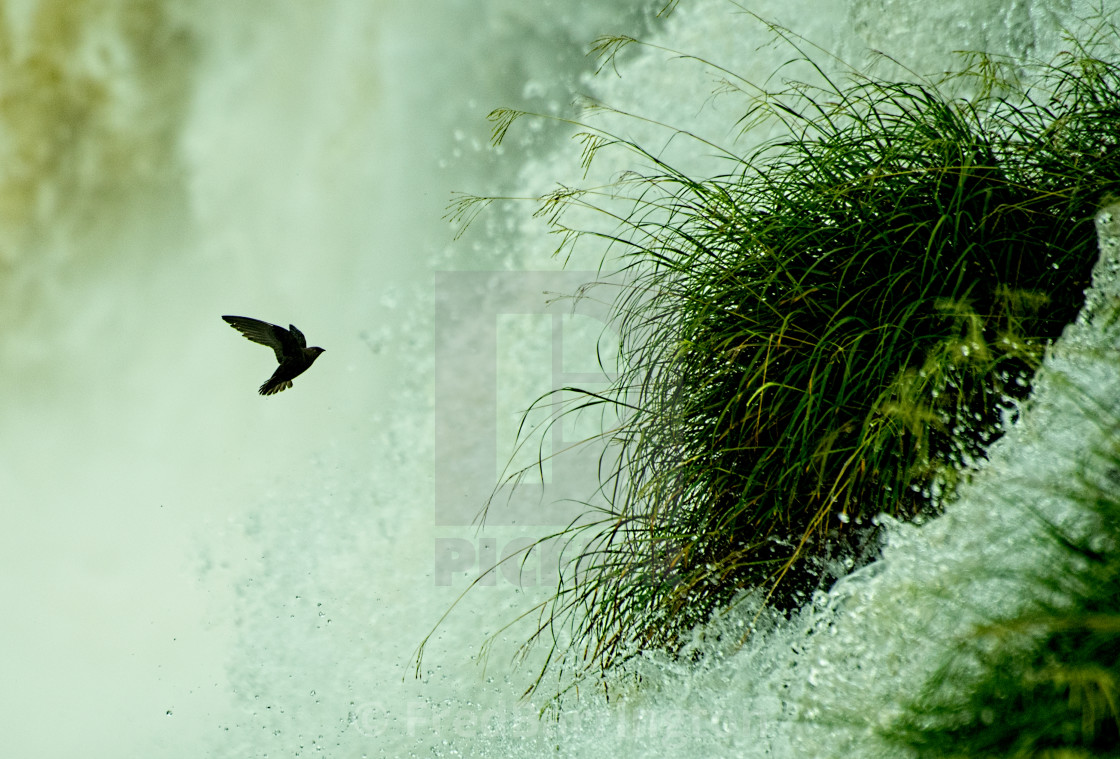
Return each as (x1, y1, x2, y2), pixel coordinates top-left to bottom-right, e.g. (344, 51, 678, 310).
(0, 1, 661, 755)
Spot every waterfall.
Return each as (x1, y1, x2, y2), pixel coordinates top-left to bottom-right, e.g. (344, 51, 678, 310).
(1, 1, 1109, 757)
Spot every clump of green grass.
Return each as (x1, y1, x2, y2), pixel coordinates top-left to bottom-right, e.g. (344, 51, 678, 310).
(434, 13, 1120, 698)
(880, 429, 1120, 758)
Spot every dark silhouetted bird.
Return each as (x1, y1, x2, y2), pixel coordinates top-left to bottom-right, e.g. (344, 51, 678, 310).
(222, 315, 325, 396)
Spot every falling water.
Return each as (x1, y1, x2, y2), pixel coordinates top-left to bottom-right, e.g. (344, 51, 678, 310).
(0, 1, 1109, 757)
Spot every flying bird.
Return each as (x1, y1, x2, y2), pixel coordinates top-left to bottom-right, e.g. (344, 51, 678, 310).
(222, 315, 325, 395)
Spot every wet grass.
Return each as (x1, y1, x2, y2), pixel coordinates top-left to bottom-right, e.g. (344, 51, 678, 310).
(425, 10, 1120, 700)
(880, 426, 1120, 758)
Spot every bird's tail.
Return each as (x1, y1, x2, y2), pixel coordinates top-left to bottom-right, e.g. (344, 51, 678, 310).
(259, 380, 293, 396)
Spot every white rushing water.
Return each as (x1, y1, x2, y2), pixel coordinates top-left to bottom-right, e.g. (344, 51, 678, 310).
(0, 1, 1110, 757)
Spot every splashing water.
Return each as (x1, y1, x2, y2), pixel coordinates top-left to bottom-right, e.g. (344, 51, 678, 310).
(0, 1, 1112, 758)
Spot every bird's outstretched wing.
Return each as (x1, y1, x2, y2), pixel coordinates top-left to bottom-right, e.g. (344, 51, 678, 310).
(222, 315, 298, 363)
(288, 324, 307, 349)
